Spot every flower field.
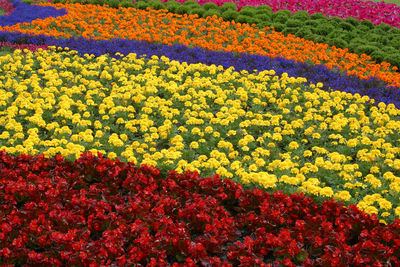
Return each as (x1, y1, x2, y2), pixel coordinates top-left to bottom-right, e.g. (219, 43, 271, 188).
(1, 0, 400, 265)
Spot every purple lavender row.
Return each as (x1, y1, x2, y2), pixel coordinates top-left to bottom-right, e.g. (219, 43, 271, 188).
(0, 0, 15, 16)
(150, 0, 400, 28)
(0, 0, 66, 26)
(2, 31, 398, 108)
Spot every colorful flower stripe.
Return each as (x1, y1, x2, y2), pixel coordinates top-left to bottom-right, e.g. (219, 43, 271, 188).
(0, 0, 66, 26)
(1, 151, 399, 265)
(0, 41, 48, 51)
(0, 0, 15, 16)
(3, 2, 400, 89)
(160, 0, 400, 28)
(1, 31, 398, 108)
(2, 48, 400, 222)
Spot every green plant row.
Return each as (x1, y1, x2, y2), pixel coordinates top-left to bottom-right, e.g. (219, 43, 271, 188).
(25, 0, 400, 68)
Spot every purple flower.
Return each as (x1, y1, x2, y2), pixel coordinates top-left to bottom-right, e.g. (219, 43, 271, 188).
(0, 0, 66, 26)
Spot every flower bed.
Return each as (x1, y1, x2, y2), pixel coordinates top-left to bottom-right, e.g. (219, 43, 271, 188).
(1, 47, 400, 222)
(1, 151, 400, 265)
(1, 0, 400, 264)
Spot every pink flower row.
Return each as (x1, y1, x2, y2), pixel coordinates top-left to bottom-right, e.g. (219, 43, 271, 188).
(0, 0, 15, 16)
(155, 0, 400, 28)
(0, 41, 48, 52)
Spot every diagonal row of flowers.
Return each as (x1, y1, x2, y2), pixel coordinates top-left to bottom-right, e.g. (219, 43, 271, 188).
(1, 151, 400, 265)
(0, 0, 66, 26)
(1, 30, 398, 109)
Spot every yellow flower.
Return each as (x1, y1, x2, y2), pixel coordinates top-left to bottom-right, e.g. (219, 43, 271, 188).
(364, 206, 378, 215)
(189, 141, 199, 149)
(204, 126, 213, 134)
(303, 150, 312, 157)
(288, 141, 299, 150)
(334, 190, 351, 202)
(312, 133, 321, 139)
(320, 187, 334, 197)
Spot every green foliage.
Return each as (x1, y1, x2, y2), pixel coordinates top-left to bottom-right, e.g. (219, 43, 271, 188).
(338, 32, 354, 43)
(384, 46, 399, 54)
(371, 51, 387, 62)
(282, 27, 298, 35)
(292, 10, 309, 21)
(273, 9, 291, 19)
(313, 35, 326, 44)
(175, 5, 189, 14)
(328, 17, 342, 25)
(328, 38, 348, 49)
(133, 1, 149, 10)
(108, 0, 120, 8)
(237, 15, 251, 24)
(376, 23, 392, 32)
(256, 4, 272, 15)
(313, 23, 335, 36)
(309, 12, 325, 20)
(285, 19, 303, 28)
(384, 53, 400, 67)
(182, 0, 199, 7)
(202, 2, 218, 10)
(238, 10, 254, 17)
(304, 20, 319, 27)
(366, 33, 384, 43)
(326, 30, 342, 40)
(221, 10, 238, 21)
(255, 13, 271, 22)
(271, 22, 285, 32)
(220, 2, 237, 12)
(295, 28, 312, 38)
(258, 20, 272, 29)
(203, 9, 221, 18)
(120, 0, 134, 7)
(164, 0, 181, 12)
(361, 19, 375, 29)
(240, 5, 257, 13)
(355, 25, 372, 35)
(348, 37, 364, 49)
(389, 27, 400, 34)
(272, 14, 289, 24)
(149, 0, 164, 10)
(190, 7, 205, 17)
(354, 45, 378, 55)
(345, 16, 360, 26)
(339, 22, 354, 31)
(388, 36, 400, 49)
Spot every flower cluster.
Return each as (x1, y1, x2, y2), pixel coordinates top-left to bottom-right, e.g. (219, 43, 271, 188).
(0, 151, 399, 266)
(3, 1, 400, 88)
(0, 0, 16, 16)
(0, 41, 48, 51)
(1, 48, 400, 221)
